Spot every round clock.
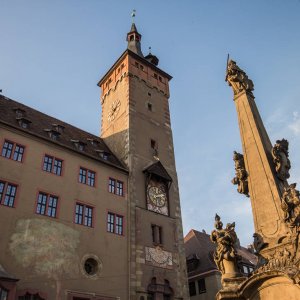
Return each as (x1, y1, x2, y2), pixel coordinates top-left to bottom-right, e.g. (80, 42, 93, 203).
(147, 186, 167, 207)
(108, 100, 121, 122)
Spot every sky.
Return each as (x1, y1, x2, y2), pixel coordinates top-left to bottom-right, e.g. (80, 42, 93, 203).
(1, 0, 300, 246)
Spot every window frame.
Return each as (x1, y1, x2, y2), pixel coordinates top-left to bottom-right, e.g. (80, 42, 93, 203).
(108, 177, 124, 197)
(35, 191, 59, 218)
(189, 281, 196, 297)
(0, 179, 18, 208)
(1, 139, 25, 163)
(78, 167, 96, 187)
(107, 211, 124, 236)
(74, 202, 94, 228)
(198, 278, 206, 294)
(42, 154, 63, 176)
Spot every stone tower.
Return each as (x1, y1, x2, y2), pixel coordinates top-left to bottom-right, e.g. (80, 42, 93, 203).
(98, 21, 189, 300)
(213, 60, 300, 299)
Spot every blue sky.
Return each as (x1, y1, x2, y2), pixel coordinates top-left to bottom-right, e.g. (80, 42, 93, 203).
(1, 1, 300, 245)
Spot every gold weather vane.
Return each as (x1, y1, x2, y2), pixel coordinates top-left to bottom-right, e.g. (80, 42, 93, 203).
(225, 53, 230, 81)
(131, 9, 136, 22)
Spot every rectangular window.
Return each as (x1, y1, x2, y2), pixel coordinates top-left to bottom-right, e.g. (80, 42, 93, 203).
(43, 155, 63, 176)
(189, 281, 196, 297)
(36, 192, 58, 218)
(0, 181, 17, 207)
(198, 278, 206, 294)
(151, 224, 163, 245)
(75, 203, 93, 227)
(1, 140, 25, 162)
(107, 212, 124, 235)
(109, 178, 124, 196)
(79, 167, 95, 187)
(116, 180, 124, 196)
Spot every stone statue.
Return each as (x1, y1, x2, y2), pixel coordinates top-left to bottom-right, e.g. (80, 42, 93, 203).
(272, 139, 291, 181)
(231, 151, 249, 197)
(281, 183, 300, 228)
(226, 60, 254, 96)
(210, 214, 240, 278)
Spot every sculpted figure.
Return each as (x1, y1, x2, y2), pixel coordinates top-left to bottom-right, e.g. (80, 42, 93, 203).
(231, 151, 249, 197)
(210, 214, 240, 277)
(272, 139, 291, 181)
(226, 60, 254, 95)
(281, 183, 300, 228)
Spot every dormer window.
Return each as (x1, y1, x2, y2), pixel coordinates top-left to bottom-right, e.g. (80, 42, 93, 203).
(13, 108, 25, 118)
(44, 129, 60, 140)
(87, 138, 100, 146)
(17, 117, 31, 129)
(71, 140, 86, 151)
(95, 150, 111, 160)
(52, 124, 64, 133)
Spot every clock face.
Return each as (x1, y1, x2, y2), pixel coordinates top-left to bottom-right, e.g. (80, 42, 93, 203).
(148, 186, 167, 207)
(147, 181, 168, 215)
(108, 100, 121, 122)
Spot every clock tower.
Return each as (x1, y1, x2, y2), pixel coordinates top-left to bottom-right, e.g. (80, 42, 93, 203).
(98, 20, 189, 300)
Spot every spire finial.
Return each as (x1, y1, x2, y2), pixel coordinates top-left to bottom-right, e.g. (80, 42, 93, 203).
(131, 9, 136, 23)
(148, 46, 152, 54)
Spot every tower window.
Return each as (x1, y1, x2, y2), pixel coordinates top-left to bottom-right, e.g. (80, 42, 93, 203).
(135, 62, 139, 68)
(151, 224, 163, 245)
(140, 64, 144, 71)
(148, 92, 151, 96)
(154, 73, 158, 79)
(159, 76, 162, 82)
(147, 102, 153, 111)
(151, 139, 157, 149)
(189, 282, 196, 296)
(130, 35, 134, 41)
(198, 278, 206, 294)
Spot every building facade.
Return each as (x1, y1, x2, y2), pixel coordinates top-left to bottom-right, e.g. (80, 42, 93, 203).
(184, 229, 256, 300)
(0, 22, 188, 300)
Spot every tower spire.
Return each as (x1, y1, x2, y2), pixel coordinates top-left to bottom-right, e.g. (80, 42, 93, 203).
(127, 10, 143, 57)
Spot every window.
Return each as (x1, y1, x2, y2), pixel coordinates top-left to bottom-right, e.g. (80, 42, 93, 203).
(135, 61, 139, 68)
(109, 178, 124, 196)
(151, 224, 162, 245)
(198, 278, 206, 294)
(147, 102, 153, 111)
(0, 181, 17, 207)
(189, 281, 196, 297)
(154, 73, 158, 79)
(107, 212, 124, 235)
(75, 203, 93, 227)
(0, 287, 8, 300)
(1, 140, 25, 162)
(36, 192, 58, 218)
(43, 155, 63, 176)
(79, 167, 95, 187)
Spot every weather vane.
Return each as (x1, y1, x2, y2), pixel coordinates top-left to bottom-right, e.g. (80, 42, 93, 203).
(149, 46, 152, 54)
(131, 9, 136, 22)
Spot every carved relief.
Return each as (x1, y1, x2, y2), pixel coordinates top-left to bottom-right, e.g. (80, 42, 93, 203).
(226, 60, 254, 96)
(210, 214, 240, 277)
(231, 151, 249, 197)
(272, 139, 291, 181)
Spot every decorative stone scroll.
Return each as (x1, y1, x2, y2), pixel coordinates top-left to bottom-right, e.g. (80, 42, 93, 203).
(226, 60, 254, 96)
(231, 151, 249, 197)
(272, 139, 291, 181)
(210, 214, 240, 278)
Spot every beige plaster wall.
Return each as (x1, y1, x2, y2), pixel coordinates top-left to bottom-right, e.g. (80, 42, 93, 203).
(0, 125, 128, 299)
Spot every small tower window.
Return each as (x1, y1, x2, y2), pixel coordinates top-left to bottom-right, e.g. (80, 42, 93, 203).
(154, 73, 158, 79)
(151, 139, 156, 149)
(159, 76, 162, 82)
(140, 64, 144, 71)
(135, 61, 139, 68)
(147, 102, 153, 112)
(148, 92, 151, 97)
(130, 35, 134, 41)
